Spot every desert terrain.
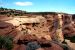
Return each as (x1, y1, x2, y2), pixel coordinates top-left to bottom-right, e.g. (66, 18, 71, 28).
(0, 8, 75, 50)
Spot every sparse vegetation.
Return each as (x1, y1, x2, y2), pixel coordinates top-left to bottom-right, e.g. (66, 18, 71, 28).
(0, 35, 13, 50)
(0, 7, 26, 16)
(64, 34, 75, 43)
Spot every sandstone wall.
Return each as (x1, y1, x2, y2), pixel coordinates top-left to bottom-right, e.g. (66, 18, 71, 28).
(0, 14, 74, 50)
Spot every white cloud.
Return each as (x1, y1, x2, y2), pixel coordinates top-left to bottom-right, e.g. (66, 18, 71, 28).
(14, 2, 33, 6)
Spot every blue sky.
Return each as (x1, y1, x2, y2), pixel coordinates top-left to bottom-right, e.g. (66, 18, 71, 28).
(0, 0, 75, 14)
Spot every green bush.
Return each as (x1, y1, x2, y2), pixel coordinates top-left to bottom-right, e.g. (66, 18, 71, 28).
(0, 35, 13, 50)
(64, 34, 75, 43)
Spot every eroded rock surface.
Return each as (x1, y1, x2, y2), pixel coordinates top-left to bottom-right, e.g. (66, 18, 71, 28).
(0, 13, 74, 50)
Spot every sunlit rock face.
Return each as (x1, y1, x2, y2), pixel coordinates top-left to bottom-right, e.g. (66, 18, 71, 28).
(0, 13, 74, 50)
(0, 15, 52, 42)
(0, 13, 65, 43)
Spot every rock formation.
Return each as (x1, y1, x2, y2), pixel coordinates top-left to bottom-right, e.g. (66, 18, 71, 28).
(0, 12, 74, 50)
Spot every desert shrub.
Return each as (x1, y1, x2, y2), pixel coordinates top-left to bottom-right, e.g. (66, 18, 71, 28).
(0, 35, 13, 50)
(64, 34, 75, 43)
(0, 36, 5, 48)
(26, 42, 41, 50)
(70, 36, 75, 43)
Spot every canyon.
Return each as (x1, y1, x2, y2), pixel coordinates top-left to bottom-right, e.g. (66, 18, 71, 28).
(0, 12, 75, 50)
